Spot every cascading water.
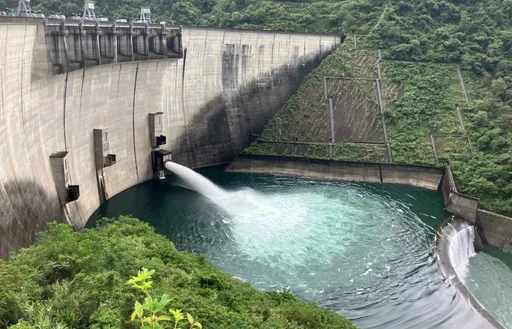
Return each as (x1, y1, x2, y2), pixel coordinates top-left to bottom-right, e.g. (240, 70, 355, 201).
(165, 162, 226, 200)
(447, 221, 477, 282)
(97, 163, 495, 329)
(164, 161, 327, 266)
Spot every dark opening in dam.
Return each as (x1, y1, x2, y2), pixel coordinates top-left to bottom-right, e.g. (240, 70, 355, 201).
(90, 165, 510, 329)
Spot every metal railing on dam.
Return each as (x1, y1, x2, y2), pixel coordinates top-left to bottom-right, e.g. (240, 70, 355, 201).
(0, 16, 183, 74)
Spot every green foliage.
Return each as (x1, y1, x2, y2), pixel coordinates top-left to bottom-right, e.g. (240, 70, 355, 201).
(0, 217, 357, 329)
(382, 62, 464, 165)
(127, 268, 202, 329)
(449, 74, 512, 211)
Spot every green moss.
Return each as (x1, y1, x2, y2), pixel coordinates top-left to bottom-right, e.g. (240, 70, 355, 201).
(332, 144, 387, 163)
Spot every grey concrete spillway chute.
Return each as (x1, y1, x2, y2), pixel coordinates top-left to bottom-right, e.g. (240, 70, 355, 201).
(0, 17, 341, 259)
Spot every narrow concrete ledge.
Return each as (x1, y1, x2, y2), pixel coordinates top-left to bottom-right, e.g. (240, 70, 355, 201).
(436, 219, 506, 329)
(225, 154, 444, 190)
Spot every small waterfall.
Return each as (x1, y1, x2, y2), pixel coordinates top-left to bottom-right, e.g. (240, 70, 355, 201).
(448, 221, 477, 282)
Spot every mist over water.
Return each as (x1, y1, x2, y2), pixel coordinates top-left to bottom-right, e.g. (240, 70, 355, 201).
(95, 163, 496, 329)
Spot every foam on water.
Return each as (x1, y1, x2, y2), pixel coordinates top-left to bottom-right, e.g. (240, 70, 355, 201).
(145, 162, 495, 329)
(165, 161, 421, 270)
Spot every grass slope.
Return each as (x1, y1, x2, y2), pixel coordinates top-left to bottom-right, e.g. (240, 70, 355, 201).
(245, 42, 389, 163)
(382, 62, 466, 165)
(244, 42, 512, 212)
(450, 71, 512, 212)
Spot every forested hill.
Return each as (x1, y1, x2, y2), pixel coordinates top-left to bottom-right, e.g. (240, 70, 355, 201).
(2, 0, 509, 106)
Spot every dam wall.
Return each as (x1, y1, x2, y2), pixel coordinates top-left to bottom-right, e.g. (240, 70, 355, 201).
(0, 20, 341, 258)
(0, 16, 183, 74)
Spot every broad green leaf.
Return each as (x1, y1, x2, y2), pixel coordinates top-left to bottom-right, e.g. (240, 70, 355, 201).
(135, 300, 144, 314)
(187, 313, 194, 324)
(156, 315, 171, 322)
(131, 300, 144, 321)
(160, 294, 172, 307)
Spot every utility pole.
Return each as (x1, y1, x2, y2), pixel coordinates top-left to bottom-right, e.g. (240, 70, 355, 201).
(16, 0, 33, 16)
(138, 6, 151, 23)
(83, 1, 96, 20)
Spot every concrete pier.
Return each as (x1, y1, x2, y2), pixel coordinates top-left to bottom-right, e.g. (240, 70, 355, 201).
(0, 17, 183, 74)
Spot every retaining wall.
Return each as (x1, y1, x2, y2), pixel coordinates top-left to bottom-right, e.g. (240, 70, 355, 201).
(477, 209, 512, 251)
(442, 165, 512, 252)
(225, 154, 444, 190)
(0, 21, 341, 258)
(446, 191, 479, 225)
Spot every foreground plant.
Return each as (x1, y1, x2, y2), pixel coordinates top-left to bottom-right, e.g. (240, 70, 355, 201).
(127, 268, 202, 329)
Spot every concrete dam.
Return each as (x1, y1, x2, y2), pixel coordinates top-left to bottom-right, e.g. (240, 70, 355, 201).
(0, 18, 342, 258)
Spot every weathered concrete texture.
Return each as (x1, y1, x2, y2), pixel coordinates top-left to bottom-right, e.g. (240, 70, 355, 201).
(4, 16, 185, 74)
(0, 180, 64, 258)
(441, 168, 454, 204)
(441, 166, 512, 253)
(446, 192, 479, 225)
(436, 219, 506, 329)
(225, 154, 444, 189)
(226, 154, 382, 182)
(0, 21, 341, 258)
(380, 163, 442, 190)
(477, 209, 512, 250)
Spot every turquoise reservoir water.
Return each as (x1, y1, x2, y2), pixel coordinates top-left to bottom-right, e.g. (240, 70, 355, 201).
(91, 166, 494, 329)
(467, 245, 512, 327)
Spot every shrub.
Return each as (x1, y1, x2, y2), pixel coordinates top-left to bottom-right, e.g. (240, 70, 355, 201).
(1, 217, 357, 329)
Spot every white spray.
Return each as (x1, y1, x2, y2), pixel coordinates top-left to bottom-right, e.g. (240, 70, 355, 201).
(163, 161, 321, 265)
(448, 221, 477, 282)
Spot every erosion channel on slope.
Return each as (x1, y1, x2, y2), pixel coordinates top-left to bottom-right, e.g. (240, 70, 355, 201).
(91, 163, 494, 329)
